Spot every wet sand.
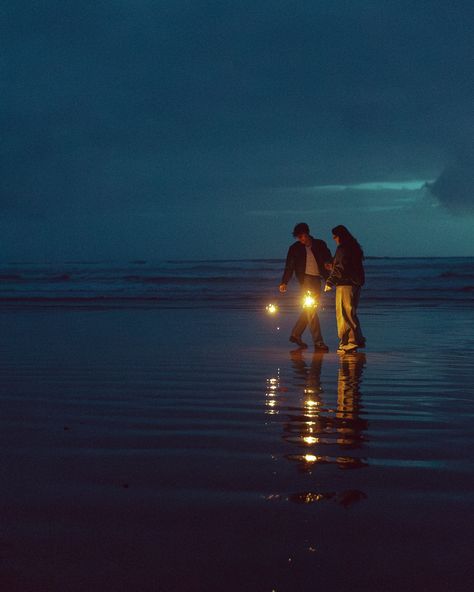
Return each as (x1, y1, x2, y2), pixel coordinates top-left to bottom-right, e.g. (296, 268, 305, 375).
(0, 305, 473, 591)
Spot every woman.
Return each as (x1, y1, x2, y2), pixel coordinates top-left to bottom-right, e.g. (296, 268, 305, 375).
(324, 225, 366, 354)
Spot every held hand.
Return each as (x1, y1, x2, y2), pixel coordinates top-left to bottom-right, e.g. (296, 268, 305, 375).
(279, 283, 287, 293)
(324, 284, 332, 292)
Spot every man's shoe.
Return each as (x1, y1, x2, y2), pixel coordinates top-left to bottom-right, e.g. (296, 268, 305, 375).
(314, 342, 329, 352)
(289, 336, 308, 348)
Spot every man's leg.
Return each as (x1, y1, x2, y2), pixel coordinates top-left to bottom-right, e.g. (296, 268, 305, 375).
(308, 307, 324, 345)
(291, 309, 308, 340)
(290, 278, 310, 343)
(306, 278, 325, 346)
(291, 277, 316, 342)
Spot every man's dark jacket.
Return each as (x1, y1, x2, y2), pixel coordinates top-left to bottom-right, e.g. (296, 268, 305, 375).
(281, 237, 332, 285)
(326, 245, 365, 287)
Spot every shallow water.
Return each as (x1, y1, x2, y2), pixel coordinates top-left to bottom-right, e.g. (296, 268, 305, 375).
(0, 299, 473, 591)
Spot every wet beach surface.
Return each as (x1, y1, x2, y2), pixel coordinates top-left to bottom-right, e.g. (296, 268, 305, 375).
(0, 300, 473, 591)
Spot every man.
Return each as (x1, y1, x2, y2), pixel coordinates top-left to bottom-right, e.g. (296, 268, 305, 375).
(280, 222, 332, 351)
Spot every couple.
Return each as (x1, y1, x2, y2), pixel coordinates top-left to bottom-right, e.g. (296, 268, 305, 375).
(279, 222, 365, 354)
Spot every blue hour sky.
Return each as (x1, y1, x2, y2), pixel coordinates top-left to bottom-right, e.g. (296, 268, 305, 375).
(1, 1, 473, 260)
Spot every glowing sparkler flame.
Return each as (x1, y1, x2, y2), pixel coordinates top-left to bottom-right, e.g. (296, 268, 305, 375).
(302, 291, 317, 309)
(266, 303, 278, 314)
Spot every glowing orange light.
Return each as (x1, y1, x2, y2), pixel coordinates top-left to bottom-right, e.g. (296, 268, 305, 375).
(302, 292, 317, 309)
(266, 303, 278, 314)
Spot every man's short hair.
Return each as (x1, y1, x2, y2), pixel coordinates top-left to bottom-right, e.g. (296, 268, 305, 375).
(292, 222, 310, 237)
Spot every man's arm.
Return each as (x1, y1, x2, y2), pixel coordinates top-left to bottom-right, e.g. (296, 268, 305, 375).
(280, 246, 295, 291)
(320, 241, 332, 267)
(313, 239, 333, 278)
(326, 247, 346, 287)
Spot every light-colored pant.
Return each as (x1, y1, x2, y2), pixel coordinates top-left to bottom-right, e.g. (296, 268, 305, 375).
(291, 275, 324, 345)
(335, 285, 365, 350)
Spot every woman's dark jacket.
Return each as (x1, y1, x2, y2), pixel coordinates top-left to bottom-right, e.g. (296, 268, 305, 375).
(281, 238, 332, 286)
(326, 245, 365, 287)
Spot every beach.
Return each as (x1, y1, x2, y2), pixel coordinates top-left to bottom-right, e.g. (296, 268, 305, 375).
(0, 258, 473, 591)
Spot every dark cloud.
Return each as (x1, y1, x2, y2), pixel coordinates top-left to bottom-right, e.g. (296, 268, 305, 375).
(1, 1, 473, 257)
(428, 146, 474, 212)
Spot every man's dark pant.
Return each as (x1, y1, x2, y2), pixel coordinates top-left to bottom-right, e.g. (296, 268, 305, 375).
(291, 275, 325, 345)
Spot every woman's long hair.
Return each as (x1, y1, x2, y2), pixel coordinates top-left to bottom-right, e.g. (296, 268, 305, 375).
(332, 225, 364, 259)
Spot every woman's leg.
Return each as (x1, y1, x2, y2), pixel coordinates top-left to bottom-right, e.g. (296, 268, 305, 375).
(351, 287, 365, 346)
(335, 286, 349, 347)
(337, 286, 361, 351)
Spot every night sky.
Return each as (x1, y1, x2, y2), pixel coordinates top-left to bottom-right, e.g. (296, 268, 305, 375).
(2, 1, 473, 260)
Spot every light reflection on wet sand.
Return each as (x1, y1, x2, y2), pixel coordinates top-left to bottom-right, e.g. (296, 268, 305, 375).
(266, 350, 368, 503)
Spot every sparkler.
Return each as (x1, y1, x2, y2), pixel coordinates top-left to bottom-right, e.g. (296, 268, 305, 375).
(266, 303, 279, 314)
(302, 291, 317, 309)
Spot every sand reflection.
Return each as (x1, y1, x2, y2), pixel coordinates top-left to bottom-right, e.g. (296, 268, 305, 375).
(264, 370, 281, 415)
(336, 352, 369, 448)
(267, 351, 368, 506)
(285, 351, 368, 471)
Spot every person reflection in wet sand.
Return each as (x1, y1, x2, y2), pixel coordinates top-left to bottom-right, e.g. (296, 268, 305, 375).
(290, 349, 324, 400)
(284, 350, 326, 454)
(285, 351, 368, 507)
(336, 352, 368, 449)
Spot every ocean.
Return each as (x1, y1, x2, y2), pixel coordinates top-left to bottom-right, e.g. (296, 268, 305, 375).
(1, 257, 473, 309)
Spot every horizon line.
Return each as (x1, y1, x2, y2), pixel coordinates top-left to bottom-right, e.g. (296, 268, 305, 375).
(3, 255, 474, 265)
